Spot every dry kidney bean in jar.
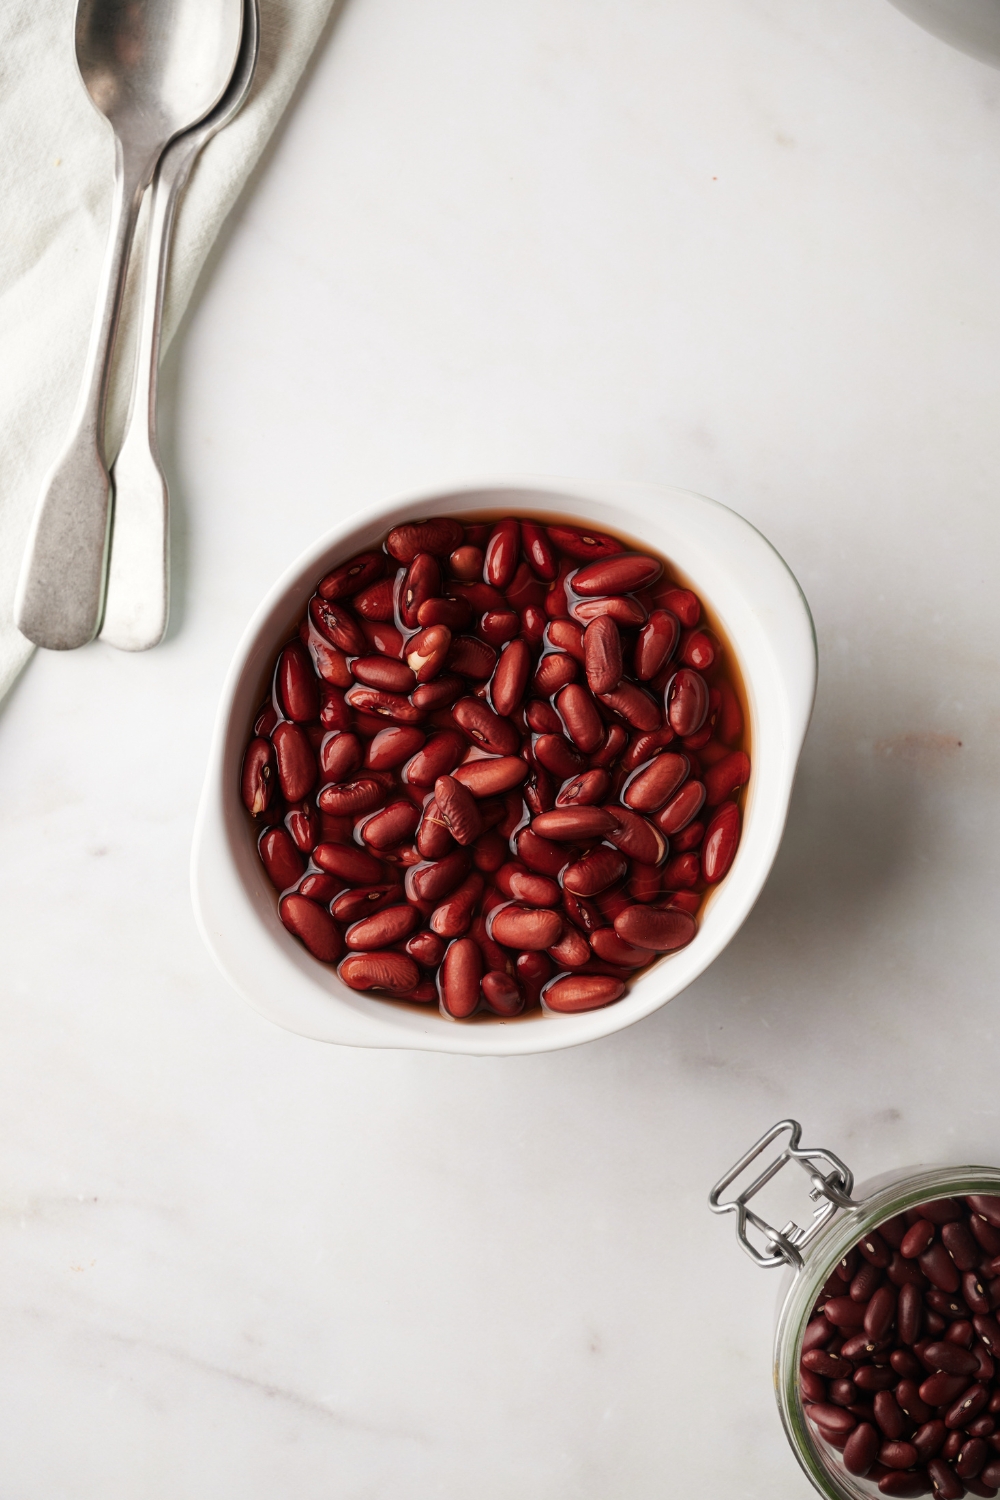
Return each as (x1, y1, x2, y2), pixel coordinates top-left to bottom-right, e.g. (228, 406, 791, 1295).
(240, 515, 751, 1019)
(801, 1194, 1000, 1498)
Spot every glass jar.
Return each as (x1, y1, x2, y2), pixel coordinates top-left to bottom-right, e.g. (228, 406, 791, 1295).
(710, 1120, 1000, 1500)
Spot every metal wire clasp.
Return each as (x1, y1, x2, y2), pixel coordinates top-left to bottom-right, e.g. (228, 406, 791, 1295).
(709, 1119, 856, 1270)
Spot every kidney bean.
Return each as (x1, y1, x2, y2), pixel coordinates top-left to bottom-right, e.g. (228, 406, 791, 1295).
(843, 1333, 889, 1360)
(343, 686, 421, 725)
(339, 950, 420, 994)
(571, 595, 648, 627)
(417, 596, 473, 632)
(296, 872, 341, 904)
(895, 1381, 933, 1426)
(429, 775, 481, 846)
(943, 1221, 983, 1272)
(562, 847, 629, 897)
(830, 1377, 859, 1407)
(278, 893, 343, 961)
(890, 1252, 929, 1290)
(665, 667, 710, 737)
(921, 1373, 972, 1406)
(331, 885, 399, 923)
(969, 1201, 1000, 1231)
(453, 756, 528, 797)
(627, 862, 662, 903)
(557, 769, 612, 807)
(429, 872, 484, 938)
(877, 1441, 919, 1472)
(284, 801, 318, 854)
(480, 519, 519, 590)
(652, 585, 697, 627)
(581, 615, 622, 696)
(855, 1366, 900, 1393)
(843, 1421, 880, 1475)
(929, 1291, 970, 1322)
(308, 596, 366, 656)
(487, 637, 531, 719)
(441, 634, 496, 680)
(703, 750, 751, 807)
(242, 738, 277, 816)
(873, 1391, 907, 1442)
(415, 799, 453, 859)
(403, 625, 451, 683)
(877, 1475, 931, 1498)
(542, 973, 625, 1012)
(971, 1218, 1000, 1257)
(360, 800, 420, 850)
(606, 904, 695, 953)
(921, 1199, 965, 1226)
(405, 849, 471, 904)
(477, 608, 520, 645)
(402, 730, 464, 788)
(702, 802, 741, 883)
(531, 652, 577, 698)
(548, 926, 591, 969)
(965, 1275, 993, 1317)
(946, 1383, 989, 1430)
(479, 970, 523, 1016)
(353, 577, 396, 620)
(399, 553, 439, 630)
(604, 806, 667, 866)
(276, 641, 319, 723)
(587, 927, 652, 967)
(622, 753, 689, 814)
(654, 778, 707, 835)
(525, 699, 563, 735)
(985, 1457, 1000, 1486)
(599, 682, 662, 731)
(527, 807, 611, 842)
(359, 618, 405, 660)
(546, 523, 623, 561)
(523, 765, 557, 817)
(632, 609, 679, 682)
(678, 628, 716, 671)
(553, 684, 603, 754)
(925, 1344, 981, 1377)
(318, 550, 385, 602)
(658, 852, 697, 889)
(865, 1285, 898, 1341)
(591, 723, 630, 768)
(803, 1349, 856, 1379)
(801, 1369, 828, 1404)
(434, 936, 481, 1017)
(571, 551, 662, 596)
(826, 1296, 868, 1330)
(922, 1244, 963, 1294)
(258, 827, 305, 891)
(310, 845, 381, 888)
(453, 697, 519, 755)
(449, 545, 483, 581)
(363, 727, 422, 772)
(468, 829, 505, 875)
(852, 1260, 884, 1302)
(272, 721, 318, 802)
(903, 1220, 937, 1259)
(511, 830, 563, 880)
(385, 518, 463, 563)
(958, 1439, 989, 1479)
(892, 1351, 923, 1380)
(317, 778, 386, 818)
(621, 728, 678, 773)
(345, 904, 419, 951)
(488, 903, 561, 951)
(896, 1282, 924, 1346)
(807, 1404, 859, 1437)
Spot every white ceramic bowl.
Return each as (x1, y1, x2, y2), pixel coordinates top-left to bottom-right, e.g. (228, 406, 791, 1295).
(191, 479, 816, 1055)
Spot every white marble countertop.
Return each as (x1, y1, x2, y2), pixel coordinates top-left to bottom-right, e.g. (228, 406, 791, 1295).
(4, 1, 1000, 1494)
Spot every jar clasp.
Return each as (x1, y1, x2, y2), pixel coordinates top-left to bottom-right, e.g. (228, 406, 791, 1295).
(708, 1119, 856, 1271)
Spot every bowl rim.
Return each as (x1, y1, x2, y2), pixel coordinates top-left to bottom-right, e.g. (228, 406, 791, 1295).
(191, 476, 816, 1055)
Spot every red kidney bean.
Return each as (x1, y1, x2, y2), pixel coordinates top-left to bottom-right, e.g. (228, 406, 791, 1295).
(878, 1441, 919, 1471)
(360, 800, 421, 850)
(843, 1333, 889, 1360)
(417, 597, 473, 632)
(308, 596, 367, 656)
(921, 1372, 972, 1406)
(965, 1274, 992, 1317)
(556, 769, 612, 807)
(259, 827, 305, 891)
(359, 618, 405, 660)
(532, 652, 577, 698)
(914, 1422, 947, 1465)
(599, 682, 661, 731)
(285, 801, 318, 854)
(453, 756, 528, 797)
(364, 726, 423, 772)
(554, 684, 604, 754)
(922, 1243, 963, 1294)
(893, 1350, 924, 1379)
(801, 1369, 828, 1404)
(958, 1439, 989, 1479)
(903, 1220, 937, 1259)
(446, 635, 497, 680)
(276, 641, 319, 722)
(803, 1349, 855, 1379)
(242, 738, 277, 816)
(634, 609, 679, 681)
(399, 553, 439, 629)
(429, 872, 484, 937)
(943, 1221, 983, 1272)
(415, 799, 453, 859)
(480, 970, 524, 1016)
(453, 696, 520, 755)
(866, 1286, 898, 1341)
(561, 847, 629, 898)
(404, 625, 452, 683)
(449, 545, 483, 581)
(853, 1366, 900, 1393)
(546, 523, 623, 560)
(279, 894, 343, 961)
(897, 1381, 934, 1425)
(946, 1383, 989, 1429)
(386, 518, 463, 563)
(654, 778, 707, 835)
(947, 1321, 976, 1350)
(984, 1456, 1000, 1485)
(621, 727, 678, 773)
(829, 1377, 858, 1407)
(498, 865, 561, 908)
(405, 849, 470, 904)
(874, 1391, 907, 1441)
(438, 937, 482, 1017)
(318, 550, 385, 601)
(542, 973, 625, 1012)
(703, 750, 751, 807)
(702, 802, 741, 883)
(678, 628, 716, 671)
(513, 828, 564, 880)
(339, 950, 420, 994)
(471, 828, 507, 873)
(583, 615, 623, 695)
(807, 1404, 859, 1436)
(525, 698, 563, 735)
(971, 1218, 1000, 1257)
(490, 638, 531, 717)
(665, 667, 710, 736)
(656, 586, 699, 626)
(852, 1260, 885, 1302)
(590, 723, 629, 768)
(342, 686, 421, 725)
(607, 905, 694, 958)
(622, 752, 689, 813)
(408, 676, 460, 712)
(312, 842, 383, 885)
(483, 519, 520, 590)
(299, 872, 343, 903)
(433, 775, 484, 846)
(489, 903, 562, 951)
(571, 551, 662, 596)
(317, 778, 385, 817)
(659, 852, 699, 889)
(516, 520, 554, 581)
(926, 1344, 981, 1376)
(969, 1200, 1000, 1230)
(345, 904, 419, 950)
(898, 1282, 925, 1345)
(403, 730, 466, 787)
(331, 885, 399, 923)
(571, 594, 648, 627)
(353, 577, 396, 620)
(272, 721, 317, 802)
(627, 862, 662, 903)
(604, 806, 666, 866)
(844, 1421, 880, 1475)
(529, 807, 613, 842)
(478, 608, 520, 645)
(547, 926, 591, 969)
(588, 927, 651, 967)
(825, 1297, 868, 1330)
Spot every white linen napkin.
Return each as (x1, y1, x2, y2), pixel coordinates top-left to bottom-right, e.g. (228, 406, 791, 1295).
(0, 0, 336, 702)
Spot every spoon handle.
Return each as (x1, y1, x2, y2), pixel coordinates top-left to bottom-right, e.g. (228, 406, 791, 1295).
(101, 134, 201, 652)
(15, 147, 149, 651)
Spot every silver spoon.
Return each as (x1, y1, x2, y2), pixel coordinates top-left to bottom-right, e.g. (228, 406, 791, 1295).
(100, 0, 260, 653)
(887, 0, 1000, 67)
(14, 0, 244, 652)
